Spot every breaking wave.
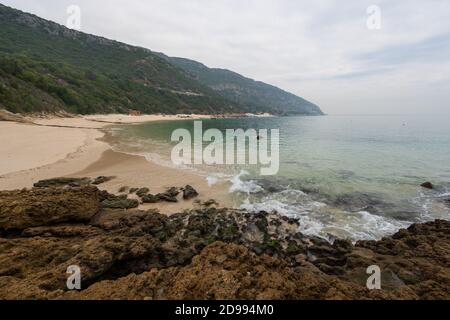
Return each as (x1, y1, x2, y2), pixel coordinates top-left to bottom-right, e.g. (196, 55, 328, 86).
(229, 171, 446, 242)
(229, 170, 264, 194)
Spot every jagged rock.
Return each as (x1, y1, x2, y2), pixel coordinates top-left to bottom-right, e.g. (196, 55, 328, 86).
(142, 188, 180, 203)
(33, 177, 91, 188)
(156, 193, 178, 203)
(0, 185, 448, 300)
(141, 194, 160, 204)
(136, 188, 150, 198)
(92, 176, 115, 185)
(22, 225, 102, 238)
(98, 190, 128, 203)
(203, 199, 219, 207)
(61, 242, 415, 300)
(141, 195, 154, 203)
(165, 187, 180, 198)
(0, 186, 100, 230)
(129, 188, 139, 194)
(420, 182, 434, 189)
(333, 239, 353, 253)
(183, 185, 199, 200)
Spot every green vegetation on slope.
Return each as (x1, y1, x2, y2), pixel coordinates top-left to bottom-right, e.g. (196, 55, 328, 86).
(157, 54, 324, 116)
(0, 4, 236, 115)
(0, 4, 323, 115)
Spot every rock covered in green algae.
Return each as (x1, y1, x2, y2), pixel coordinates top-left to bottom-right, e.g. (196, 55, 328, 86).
(33, 177, 92, 188)
(141, 187, 180, 203)
(92, 176, 115, 185)
(136, 188, 150, 198)
(183, 185, 199, 200)
(0, 184, 448, 300)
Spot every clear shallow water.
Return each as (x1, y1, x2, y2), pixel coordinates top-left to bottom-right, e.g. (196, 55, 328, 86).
(106, 115, 450, 241)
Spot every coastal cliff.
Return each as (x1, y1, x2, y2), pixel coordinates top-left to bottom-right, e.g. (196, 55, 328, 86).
(0, 182, 448, 300)
(0, 4, 323, 116)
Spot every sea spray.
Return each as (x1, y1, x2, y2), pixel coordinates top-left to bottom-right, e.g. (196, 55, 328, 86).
(229, 170, 263, 194)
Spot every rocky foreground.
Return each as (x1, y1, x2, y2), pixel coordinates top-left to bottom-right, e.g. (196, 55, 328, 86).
(0, 182, 449, 300)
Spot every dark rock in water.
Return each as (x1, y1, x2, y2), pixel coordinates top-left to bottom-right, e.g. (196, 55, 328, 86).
(136, 188, 150, 198)
(387, 210, 419, 221)
(444, 198, 450, 208)
(118, 186, 129, 193)
(255, 179, 285, 193)
(101, 198, 139, 209)
(0, 186, 100, 230)
(183, 185, 199, 200)
(34, 177, 91, 188)
(420, 182, 434, 189)
(332, 192, 389, 213)
(92, 176, 115, 185)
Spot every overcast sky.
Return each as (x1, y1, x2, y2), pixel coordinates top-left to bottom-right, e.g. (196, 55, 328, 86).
(3, 0, 450, 114)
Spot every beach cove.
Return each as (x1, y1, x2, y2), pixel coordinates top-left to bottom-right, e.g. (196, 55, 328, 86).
(0, 114, 235, 214)
(0, 113, 449, 300)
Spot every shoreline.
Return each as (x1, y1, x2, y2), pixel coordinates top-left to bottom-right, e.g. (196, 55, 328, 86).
(0, 114, 236, 213)
(0, 113, 449, 300)
(72, 149, 235, 214)
(2, 112, 449, 231)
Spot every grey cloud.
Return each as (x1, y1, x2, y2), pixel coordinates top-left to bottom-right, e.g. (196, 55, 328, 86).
(1, 0, 450, 114)
(355, 33, 450, 66)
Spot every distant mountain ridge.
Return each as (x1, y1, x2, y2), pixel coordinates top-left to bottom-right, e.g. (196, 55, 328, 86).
(0, 4, 323, 116)
(156, 54, 323, 116)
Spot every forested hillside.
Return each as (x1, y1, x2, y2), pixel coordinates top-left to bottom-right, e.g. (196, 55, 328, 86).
(0, 4, 323, 116)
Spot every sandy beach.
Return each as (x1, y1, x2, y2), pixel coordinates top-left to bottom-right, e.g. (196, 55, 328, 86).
(0, 114, 234, 214)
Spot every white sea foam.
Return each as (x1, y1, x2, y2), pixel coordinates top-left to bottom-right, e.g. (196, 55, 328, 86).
(108, 135, 441, 242)
(229, 170, 263, 194)
(322, 210, 412, 241)
(106, 116, 450, 243)
(231, 172, 413, 241)
(411, 187, 450, 221)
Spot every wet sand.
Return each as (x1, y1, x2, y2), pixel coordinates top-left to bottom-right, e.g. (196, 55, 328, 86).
(73, 149, 234, 214)
(0, 114, 234, 213)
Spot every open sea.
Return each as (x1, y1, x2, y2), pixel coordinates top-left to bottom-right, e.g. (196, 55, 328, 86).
(106, 115, 450, 241)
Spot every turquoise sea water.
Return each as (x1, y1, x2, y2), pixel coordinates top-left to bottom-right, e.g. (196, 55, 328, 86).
(107, 115, 450, 241)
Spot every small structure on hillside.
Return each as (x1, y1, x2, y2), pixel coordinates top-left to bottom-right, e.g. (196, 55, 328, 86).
(129, 109, 141, 116)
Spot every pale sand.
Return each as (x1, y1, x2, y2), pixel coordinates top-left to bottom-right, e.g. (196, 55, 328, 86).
(83, 113, 215, 124)
(0, 121, 109, 190)
(32, 113, 215, 128)
(0, 114, 235, 214)
(73, 150, 235, 214)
